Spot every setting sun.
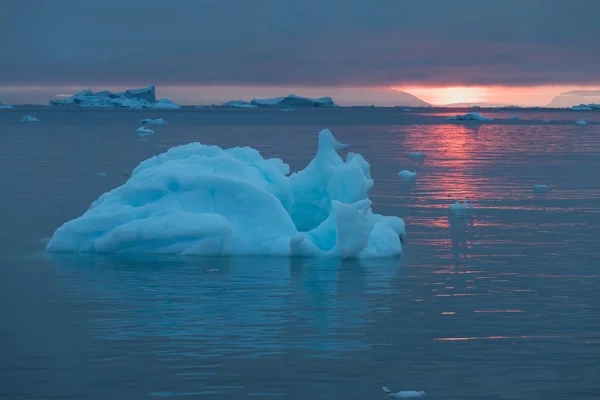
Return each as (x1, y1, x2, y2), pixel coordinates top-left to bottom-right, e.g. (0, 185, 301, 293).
(394, 86, 488, 105)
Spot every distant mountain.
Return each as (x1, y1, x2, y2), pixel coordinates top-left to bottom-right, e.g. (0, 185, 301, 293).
(392, 91, 430, 107)
(547, 90, 600, 108)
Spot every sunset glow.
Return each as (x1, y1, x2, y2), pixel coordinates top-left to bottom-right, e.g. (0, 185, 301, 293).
(398, 86, 488, 105)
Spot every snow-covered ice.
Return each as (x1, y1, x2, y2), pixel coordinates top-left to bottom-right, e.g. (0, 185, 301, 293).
(381, 386, 426, 398)
(446, 112, 493, 121)
(398, 170, 417, 180)
(533, 184, 551, 193)
(21, 115, 40, 122)
(281, 107, 295, 112)
(136, 126, 155, 135)
(576, 119, 587, 125)
(46, 129, 406, 258)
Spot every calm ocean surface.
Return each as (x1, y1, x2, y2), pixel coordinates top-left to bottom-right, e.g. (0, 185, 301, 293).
(1, 107, 599, 400)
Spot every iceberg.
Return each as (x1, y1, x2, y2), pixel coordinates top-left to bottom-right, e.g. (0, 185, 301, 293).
(576, 119, 587, 125)
(533, 184, 551, 193)
(0, 101, 14, 109)
(222, 100, 257, 108)
(136, 126, 155, 135)
(49, 85, 181, 109)
(508, 115, 520, 120)
(281, 107, 295, 112)
(446, 112, 493, 121)
(397, 170, 417, 180)
(46, 129, 406, 258)
(250, 94, 335, 108)
(571, 105, 592, 111)
(448, 200, 473, 218)
(21, 115, 40, 122)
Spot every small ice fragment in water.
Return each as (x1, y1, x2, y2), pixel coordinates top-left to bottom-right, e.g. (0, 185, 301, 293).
(97, 172, 107, 176)
(381, 386, 426, 398)
(281, 107, 295, 112)
(533, 184, 551, 193)
(407, 152, 425, 163)
(508, 115, 520, 120)
(21, 115, 40, 122)
(397, 170, 417, 180)
(136, 126, 155, 135)
(576, 119, 587, 125)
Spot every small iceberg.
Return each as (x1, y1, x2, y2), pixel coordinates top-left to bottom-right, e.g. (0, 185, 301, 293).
(281, 107, 295, 112)
(46, 129, 406, 258)
(139, 118, 167, 125)
(533, 184, 551, 193)
(407, 152, 425, 163)
(398, 170, 417, 180)
(136, 126, 155, 135)
(0, 103, 14, 109)
(508, 115, 520, 120)
(221, 100, 257, 108)
(576, 119, 587, 125)
(21, 115, 40, 122)
(446, 112, 493, 121)
(542, 119, 551, 123)
(403, 108, 411, 112)
(381, 386, 426, 398)
(571, 105, 592, 111)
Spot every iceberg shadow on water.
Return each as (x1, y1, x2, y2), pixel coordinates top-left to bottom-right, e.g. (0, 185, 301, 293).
(46, 129, 406, 258)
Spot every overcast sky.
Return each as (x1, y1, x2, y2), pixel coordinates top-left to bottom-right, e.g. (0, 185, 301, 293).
(1, 0, 599, 104)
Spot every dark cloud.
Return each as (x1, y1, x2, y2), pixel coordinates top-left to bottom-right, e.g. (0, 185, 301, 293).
(1, 0, 599, 87)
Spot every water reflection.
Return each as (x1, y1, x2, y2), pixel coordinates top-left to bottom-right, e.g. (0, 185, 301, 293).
(49, 254, 403, 356)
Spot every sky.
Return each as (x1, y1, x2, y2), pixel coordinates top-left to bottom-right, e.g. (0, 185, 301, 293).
(1, 0, 600, 106)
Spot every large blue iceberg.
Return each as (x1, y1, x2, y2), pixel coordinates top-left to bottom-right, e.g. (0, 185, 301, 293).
(46, 129, 405, 258)
(49, 85, 181, 109)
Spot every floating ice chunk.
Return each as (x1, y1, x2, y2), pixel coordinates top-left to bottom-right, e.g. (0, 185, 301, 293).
(0, 104, 14, 109)
(576, 119, 587, 125)
(251, 94, 335, 108)
(508, 115, 520, 120)
(136, 126, 155, 135)
(404, 108, 411, 112)
(139, 118, 152, 124)
(281, 107, 295, 112)
(448, 199, 473, 218)
(533, 184, 551, 193)
(46, 129, 406, 258)
(382, 386, 426, 398)
(97, 172, 107, 176)
(446, 112, 493, 121)
(407, 152, 425, 163)
(21, 115, 40, 122)
(571, 105, 592, 111)
(542, 119, 551, 123)
(397, 170, 417, 180)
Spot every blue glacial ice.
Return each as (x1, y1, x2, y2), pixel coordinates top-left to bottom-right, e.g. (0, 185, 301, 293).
(46, 129, 406, 258)
(446, 112, 493, 121)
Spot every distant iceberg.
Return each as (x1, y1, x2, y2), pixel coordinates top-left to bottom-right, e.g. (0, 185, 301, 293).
(50, 85, 181, 109)
(21, 115, 40, 122)
(281, 107, 295, 112)
(222, 100, 258, 108)
(446, 112, 493, 121)
(570, 105, 592, 111)
(139, 118, 167, 125)
(576, 119, 587, 125)
(46, 129, 406, 258)
(0, 102, 14, 109)
(508, 115, 520, 120)
(250, 94, 335, 108)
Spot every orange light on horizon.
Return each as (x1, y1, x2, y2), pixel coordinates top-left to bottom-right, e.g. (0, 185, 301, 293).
(393, 86, 488, 105)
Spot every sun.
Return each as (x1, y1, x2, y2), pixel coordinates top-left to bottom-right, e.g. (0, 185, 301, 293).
(393, 86, 488, 105)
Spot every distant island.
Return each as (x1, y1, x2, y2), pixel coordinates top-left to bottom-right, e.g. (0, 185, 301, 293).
(547, 90, 600, 108)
